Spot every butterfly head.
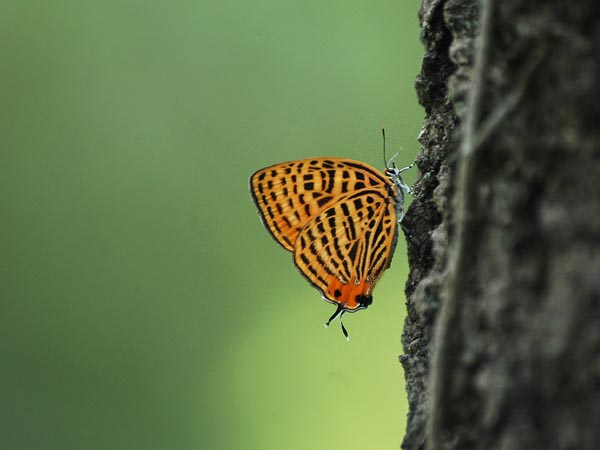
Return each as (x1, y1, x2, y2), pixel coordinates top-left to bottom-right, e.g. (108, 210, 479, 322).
(382, 129, 415, 218)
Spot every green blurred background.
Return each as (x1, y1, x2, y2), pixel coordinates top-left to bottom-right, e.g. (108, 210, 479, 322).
(1, 1, 423, 449)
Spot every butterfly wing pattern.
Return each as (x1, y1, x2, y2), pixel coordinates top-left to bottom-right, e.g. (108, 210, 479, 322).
(249, 157, 411, 334)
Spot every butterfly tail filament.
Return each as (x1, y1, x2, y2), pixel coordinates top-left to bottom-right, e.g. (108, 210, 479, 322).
(324, 304, 350, 340)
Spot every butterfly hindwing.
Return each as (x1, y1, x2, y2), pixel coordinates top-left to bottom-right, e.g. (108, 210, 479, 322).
(293, 188, 398, 311)
(249, 158, 390, 252)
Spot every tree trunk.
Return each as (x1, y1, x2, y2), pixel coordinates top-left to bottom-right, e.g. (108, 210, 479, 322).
(402, 1, 600, 449)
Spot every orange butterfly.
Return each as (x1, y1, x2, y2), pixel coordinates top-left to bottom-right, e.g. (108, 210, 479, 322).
(249, 147, 413, 338)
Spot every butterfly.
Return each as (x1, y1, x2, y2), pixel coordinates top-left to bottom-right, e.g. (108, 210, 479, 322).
(249, 146, 414, 338)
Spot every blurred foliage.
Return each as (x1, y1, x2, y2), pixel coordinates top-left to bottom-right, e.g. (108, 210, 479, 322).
(0, 1, 423, 449)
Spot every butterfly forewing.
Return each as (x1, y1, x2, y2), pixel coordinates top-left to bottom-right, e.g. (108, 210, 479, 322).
(249, 158, 390, 251)
(293, 188, 398, 311)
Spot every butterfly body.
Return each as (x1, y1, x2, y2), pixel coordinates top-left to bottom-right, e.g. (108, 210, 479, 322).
(249, 157, 412, 326)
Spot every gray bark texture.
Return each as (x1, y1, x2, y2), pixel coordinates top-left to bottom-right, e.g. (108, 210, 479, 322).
(401, 1, 600, 449)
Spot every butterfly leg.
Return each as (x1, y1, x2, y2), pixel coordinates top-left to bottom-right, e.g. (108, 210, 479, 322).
(398, 179, 413, 195)
(397, 160, 416, 194)
(398, 160, 416, 174)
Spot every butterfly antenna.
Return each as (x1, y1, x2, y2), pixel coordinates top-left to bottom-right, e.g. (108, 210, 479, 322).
(382, 128, 401, 168)
(382, 127, 388, 168)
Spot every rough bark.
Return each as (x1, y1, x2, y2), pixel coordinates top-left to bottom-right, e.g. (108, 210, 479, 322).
(402, 1, 600, 449)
